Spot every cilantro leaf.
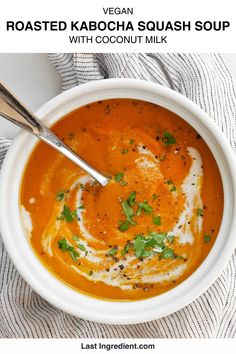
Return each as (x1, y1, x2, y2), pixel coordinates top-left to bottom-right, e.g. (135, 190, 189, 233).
(58, 238, 69, 252)
(132, 233, 177, 261)
(56, 191, 65, 202)
(148, 232, 166, 246)
(60, 205, 74, 222)
(153, 215, 161, 226)
(197, 208, 204, 217)
(134, 235, 152, 259)
(72, 235, 80, 241)
(115, 172, 124, 183)
(162, 131, 176, 146)
(122, 148, 129, 154)
(127, 191, 136, 207)
(68, 247, 79, 262)
(159, 248, 175, 260)
(122, 200, 136, 225)
(118, 220, 130, 232)
(165, 179, 176, 192)
(77, 243, 86, 251)
(107, 246, 118, 256)
(137, 201, 153, 215)
(121, 241, 132, 256)
(72, 235, 86, 251)
(58, 238, 79, 262)
(204, 234, 211, 243)
(152, 194, 158, 201)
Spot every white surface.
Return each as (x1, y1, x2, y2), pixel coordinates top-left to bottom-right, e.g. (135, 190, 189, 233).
(0, 53, 235, 139)
(1, 79, 236, 324)
(0, 54, 61, 137)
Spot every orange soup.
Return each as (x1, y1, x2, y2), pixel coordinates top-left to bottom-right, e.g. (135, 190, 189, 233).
(21, 99, 224, 301)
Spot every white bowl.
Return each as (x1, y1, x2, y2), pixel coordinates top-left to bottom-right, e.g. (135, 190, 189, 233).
(1, 79, 236, 325)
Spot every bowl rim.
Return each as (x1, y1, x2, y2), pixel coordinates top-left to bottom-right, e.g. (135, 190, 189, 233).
(1, 78, 236, 325)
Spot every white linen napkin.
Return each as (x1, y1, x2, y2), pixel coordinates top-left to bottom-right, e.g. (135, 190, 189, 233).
(0, 53, 236, 338)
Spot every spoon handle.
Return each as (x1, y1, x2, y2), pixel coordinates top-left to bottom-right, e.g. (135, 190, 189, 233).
(0, 81, 110, 187)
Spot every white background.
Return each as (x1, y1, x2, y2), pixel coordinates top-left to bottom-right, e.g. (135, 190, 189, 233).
(0, 0, 236, 52)
(0, 53, 235, 138)
(0, 338, 236, 353)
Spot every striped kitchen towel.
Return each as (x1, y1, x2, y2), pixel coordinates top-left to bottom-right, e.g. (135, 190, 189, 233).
(0, 53, 236, 338)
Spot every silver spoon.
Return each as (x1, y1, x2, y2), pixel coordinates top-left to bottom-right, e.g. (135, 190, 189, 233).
(0, 81, 111, 187)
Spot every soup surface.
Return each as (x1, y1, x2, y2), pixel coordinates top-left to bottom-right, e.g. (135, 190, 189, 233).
(21, 99, 223, 301)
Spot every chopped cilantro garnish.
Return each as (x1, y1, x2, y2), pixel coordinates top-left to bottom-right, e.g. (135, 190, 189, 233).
(107, 246, 118, 256)
(204, 234, 211, 243)
(120, 181, 127, 186)
(129, 138, 135, 145)
(165, 180, 176, 192)
(122, 200, 136, 225)
(119, 220, 130, 232)
(134, 233, 166, 259)
(115, 172, 124, 182)
(122, 148, 129, 154)
(127, 191, 136, 207)
(121, 241, 132, 256)
(118, 193, 138, 230)
(152, 194, 158, 201)
(58, 238, 69, 252)
(148, 232, 166, 246)
(72, 235, 86, 251)
(72, 210, 77, 218)
(88, 270, 93, 276)
(77, 243, 86, 251)
(153, 215, 161, 226)
(56, 191, 65, 202)
(131, 232, 177, 261)
(137, 201, 153, 215)
(60, 205, 74, 222)
(159, 247, 175, 260)
(197, 208, 204, 217)
(80, 183, 85, 190)
(72, 235, 80, 241)
(162, 131, 176, 146)
(134, 235, 153, 259)
(176, 255, 185, 260)
(78, 205, 85, 210)
(115, 172, 126, 185)
(69, 248, 80, 262)
(58, 238, 79, 262)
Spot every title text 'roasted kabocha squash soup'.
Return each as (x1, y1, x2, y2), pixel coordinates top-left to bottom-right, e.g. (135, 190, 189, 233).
(21, 99, 224, 301)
